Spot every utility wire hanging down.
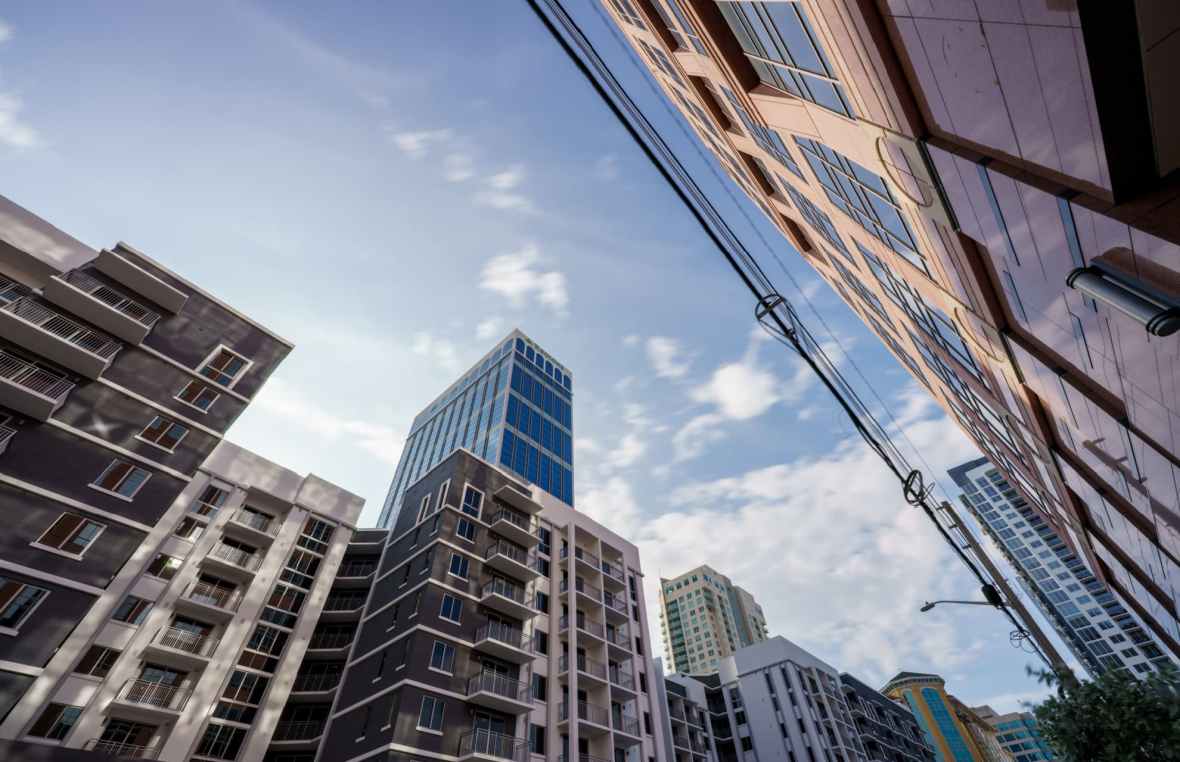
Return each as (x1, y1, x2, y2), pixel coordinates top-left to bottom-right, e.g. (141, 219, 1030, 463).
(527, 0, 1071, 679)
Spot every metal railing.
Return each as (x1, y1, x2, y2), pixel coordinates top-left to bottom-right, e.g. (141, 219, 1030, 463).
(691, 738, 709, 754)
(208, 543, 260, 571)
(117, 679, 190, 711)
(0, 423, 16, 451)
(467, 671, 530, 703)
(307, 630, 353, 650)
(672, 733, 691, 750)
(230, 509, 274, 535)
(458, 729, 528, 762)
(559, 700, 609, 726)
(609, 666, 635, 690)
(3, 297, 121, 358)
(481, 577, 527, 605)
(323, 593, 367, 611)
(603, 591, 628, 615)
(0, 349, 73, 401)
(606, 627, 630, 648)
(600, 559, 625, 583)
(337, 561, 376, 578)
(182, 580, 241, 611)
(560, 577, 601, 601)
(485, 540, 530, 567)
(292, 672, 341, 692)
(578, 618, 605, 639)
(272, 720, 325, 741)
(84, 738, 160, 759)
(475, 621, 528, 650)
(488, 508, 534, 535)
(561, 546, 601, 570)
(670, 704, 687, 721)
(559, 653, 607, 680)
(65, 270, 160, 328)
(614, 714, 641, 737)
(153, 625, 218, 657)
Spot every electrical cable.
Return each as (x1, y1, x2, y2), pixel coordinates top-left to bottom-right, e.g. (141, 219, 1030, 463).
(526, 0, 1056, 673)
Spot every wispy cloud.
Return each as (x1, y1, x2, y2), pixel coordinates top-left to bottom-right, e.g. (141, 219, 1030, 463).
(475, 317, 503, 341)
(593, 153, 619, 181)
(410, 332, 460, 372)
(646, 336, 692, 379)
(389, 128, 453, 159)
(0, 22, 41, 150)
(444, 152, 475, 182)
(474, 164, 535, 213)
(479, 243, 568, 315)
(0, 20, 12, 44)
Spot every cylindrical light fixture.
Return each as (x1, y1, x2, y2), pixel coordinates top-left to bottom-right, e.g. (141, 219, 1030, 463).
(1066, 266, 1180, 336)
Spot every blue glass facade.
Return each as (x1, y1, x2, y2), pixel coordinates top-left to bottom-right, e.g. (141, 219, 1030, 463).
(377, 331, 573, 528)
(918, 688, 974, 762)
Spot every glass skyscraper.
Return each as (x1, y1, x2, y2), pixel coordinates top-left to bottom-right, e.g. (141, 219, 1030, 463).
(377, 329, 573, 528)
(949, 457, 1171, 678)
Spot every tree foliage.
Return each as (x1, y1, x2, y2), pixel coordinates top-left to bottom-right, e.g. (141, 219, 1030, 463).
(1028, 665, 1180, 761)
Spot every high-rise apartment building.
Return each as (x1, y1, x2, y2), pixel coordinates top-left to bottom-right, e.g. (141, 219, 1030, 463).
(377, 330, 573, 527)
(600, 0, 1180, 661)
(0, 195, 366, 760)
(839, 673, 934, 762)
(882, 672, 992, 762)
(654, 658, 718, 762)
(971, 706, 1055, 762)
(658, 565, 768, 673)
(949, 457, 1171, 678)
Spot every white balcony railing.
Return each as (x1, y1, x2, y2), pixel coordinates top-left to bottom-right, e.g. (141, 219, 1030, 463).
(65, 270, 161, 328)
(0, 349, 73, 401)
(2, 297, 120, 358)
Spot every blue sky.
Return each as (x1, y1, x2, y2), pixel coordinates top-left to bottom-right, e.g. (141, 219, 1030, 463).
(0, 0, 1068, 711)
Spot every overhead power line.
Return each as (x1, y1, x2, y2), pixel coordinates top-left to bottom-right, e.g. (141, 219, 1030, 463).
(526, 0, 1073, 679)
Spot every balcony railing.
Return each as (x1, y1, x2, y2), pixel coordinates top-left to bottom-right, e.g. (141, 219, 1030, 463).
(84, 739, 160, 759)
(560, 654, 607, 680)
(0, 349, 73, 402)
(323, 594, 367, 611)
(578, 618, 605, 639)
(182, 580, 241, 611)
(561, 578, 601, 601)
(476, 621, 529, 650)
(614, 714, 641, 737)
(208, 543, 261, 571)
(488, 508, 533, 534)
(3, 297, 121, 358)
(292, 672, 341, 692)
(230, 509, 274, 535)
(117, 679, 190, 711)
(561, 546, 601, 570)
(467, 671, 530, 703)
(153, 625, 218, 657)
(0, 423, 16, 451)
(670, 705, 687, 721)
(606, 628, 630, 648)
(272, 720, 325, 741)
(609, 666, 635, 690)
(308, 631, 353, 650)
(64, 270, 161, 328)
(672, 733, 691, 749)
(459, 729, 528, 762)
(485, 540, 531, 566)
(481, 577, 527, 605)
(559, 700, 609, 726)
(337, 561, 376, 578)
(600, 559, 625, 583)
(603, 592, 628, 615)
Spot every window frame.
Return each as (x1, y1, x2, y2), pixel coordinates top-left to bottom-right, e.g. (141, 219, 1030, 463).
(428, 640, 456, 675)
(90, 460, 152, 501)
(175, 380, 220, 413)
(417, 694, 445, 734)
(0, 577, 50, 635)
(460, 483, 484, 519)
(196, 344, 253, 390)
(111, 595, 153, 627)
(136, 415, 190, 453)
(439, 594, 463, 624)
(447, 552, 470, 581)
(32, 512, 106, 559)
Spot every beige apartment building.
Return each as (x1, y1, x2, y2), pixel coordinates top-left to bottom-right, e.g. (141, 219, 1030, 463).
(658, 565, 768, 674)
(601, 0, 1180, 662)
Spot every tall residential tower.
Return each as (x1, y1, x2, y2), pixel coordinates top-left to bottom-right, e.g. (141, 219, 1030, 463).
(658, 565, 768, 674)
(601, 0, 1180, 662)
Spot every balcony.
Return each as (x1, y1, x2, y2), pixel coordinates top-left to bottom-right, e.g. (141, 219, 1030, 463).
(613, 714, 642, 741)
(466, 671, 532, 713)
(0, 349, 73, 420)
(487, 508, 539, 548)
(320, 593, 367, 619)
(143, 625, 220, 670)
(0, 296, 120, 379)
(271, 720, 325, 743)
(603, 591, 629, 621)
(306, 631, 353, 654)
(84, 738, 160, 759)
(560, 615, 605, 642)
(605, 627, 631, 658)
(44, 270, 161, 344)
(94, 247, 188, 314)
(333, 560, 377, 588)
(484, 540, 538, 580)
(559, 654, 607, 686)
(558, 701, 610, 734)
(670, 704, 687, 723)
(175, 580, 240, 622)
(561, 546, 602, 576)
(473, 621, 533, 664)
(479, 577, 535, 620)
(458, 729, 528, 762)
(672, 733, 691, 751)
(561, 577, 602, 607)
(609, 665, 635, 693)
(224, 509, 277, 545)
(0, 421, 15, 455)
(290, 672, 341, 695)
(110, 679, 190, 722)
(493, 483, 543, 514)
(600, 559, 626, 587)
(203, 544, 261, 581)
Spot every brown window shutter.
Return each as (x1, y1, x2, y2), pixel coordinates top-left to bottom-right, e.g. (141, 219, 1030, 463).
(40, 513, 83, 550)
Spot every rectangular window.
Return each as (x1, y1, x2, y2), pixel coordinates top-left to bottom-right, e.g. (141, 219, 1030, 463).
(608, 0, 646, 30)
(439, 594, 462, 623)
(176, 380, 218, 412)
(781, 183, 850, 259)
(198, 346, 250, 388)
(138, 416, 189, 451)
(92, 460, 151, 499)
(638, 39, 683, 86)
(192, 485, 228, 516)
(429, 640, 456, 673)
(35, 513, 105, 557)
(456, 518, 477, 542)
(448, 553, 470, 580)
(174, 517, 203, 541)
(112, 595, 152, 626)
(0, 577, 48, 631)
(529, 723, 545, 754)
(74, 645, 120, 678)
(27, 703, 81, 740)
(532, 673, 547, 701)
(195, 722, 246, 761)
(417, 695, 445, 732)
(145, 554, 182, 581)
(461, 485, 483, 518)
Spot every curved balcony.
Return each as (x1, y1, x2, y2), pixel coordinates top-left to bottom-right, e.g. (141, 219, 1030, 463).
(84, 738, 160, 759)
(0, 349, 73, 420)
(465, 671, 532, 713)
(176, 580, 240, 622)
(306, 630, 353, 654)
(474, 621, 533, 664)
(320, 593, 367, 620)
(44, 270, 160, 344)
(0, 296, 120, 379)
(289, 671, 341, 700)
(333, 560, 377, 589)
(458, 729, 528, 762)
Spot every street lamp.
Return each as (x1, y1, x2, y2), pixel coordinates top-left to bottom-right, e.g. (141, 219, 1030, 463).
(920, 584, 1005, 613)
(920, 599, 996, 612)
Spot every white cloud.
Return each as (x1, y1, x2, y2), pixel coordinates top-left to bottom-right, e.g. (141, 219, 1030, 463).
(0, 93, 40, 150)
(479, 243, 568, 314)
(646, 336, 691, 379)
(593, 153, 619, 181)
(671, 412, 725, 461)
(690, 360, 783, 420)
(487, 165, 524, 190)
(0, 20, 12, 44)
(474, 165, 535, 213)
(252, 378, 403, 465)
(475, 317, 503, 341)
(622, 334, 641, 347)
(608, 432, 647, 469)
(410, 331, 460, 372)
(443, 153, 475, 182)
(579, 476, 643, 538)
(389, 128, 452, 158)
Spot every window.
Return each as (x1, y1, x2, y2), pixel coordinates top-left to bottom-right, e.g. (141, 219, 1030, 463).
(75, 645, 120, 678)
(535, 591, 549, 613)
(781, 183, 850, 260)
(644, 711, 653, 735)
(429, 640, 456, 673)
(192, 485, 228, 516)
(112, 596, 153, 625)
(0, 577, 47, 632)
(715, 1, 853, 117)
(27, 703, 81, 740)
(35, 513, 105, 556)
(92, 460, 151, 499)
(174, 517, 203, 541)
(199, 347, 250, 388)
(145, 554, 182, 581)
(417, 695, 445, 732)
(532, 673, 547, 701)
(176, 380, 218, 412)
(461, 485, 483, 518)
(637, 39, 684, 86)
(534, 630, 549, 655)
(416, 495, 431, 524)
(529, 723, 545, 754)
(448, 553, 470, 580)
(456, 518, 476, 542)
(138, 416, 189, 451)
(716, 84, 804, 180)
(195, 723, 246, 761)
(298, 517, 334, 555)
(608, 0, 646, 30)
(439, 594, 462, 623)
